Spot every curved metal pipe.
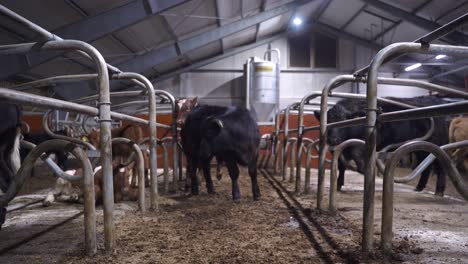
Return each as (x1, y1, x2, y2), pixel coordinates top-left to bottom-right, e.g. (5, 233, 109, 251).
(282, 103, 300, 180)
(287, 137, 298, 183)
(20, 121, 30, 134)
(20, 140, 81, 181)
(159, 137, 172, 194)
(367, 42, 468, 255)
(304, 139, 320, 195)
(43, 110, 96, 150)
(394, 140, 468, 183)
(294, 137, 313, 193)
(154, 90, 179, 186)
(272, 112, 281, 174)
(112, 72, 158, 211)
(329, 139, 365, 212)
(381, 141, 468, 253)
(0, 139, 96, 255)
(112, 137, 145, 213)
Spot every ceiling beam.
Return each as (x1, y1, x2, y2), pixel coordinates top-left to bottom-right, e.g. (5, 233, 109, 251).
(116, 0, 315, 73)
(311, 0, 332, 21)
(0, 0, 189, 79)
(435, 0, 468, 22)
(146, 21, 383, 85)
(254, 0, 267, 42)
(362, 0, 468, 45)
(340, 4, 367, 30)
(149, 32, 288, 83)
(371, 0, 433, 43)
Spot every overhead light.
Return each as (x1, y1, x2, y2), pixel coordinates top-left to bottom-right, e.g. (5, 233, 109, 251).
(405, 63, 422, 71)
(292, 17, 303, 26)
(435, 54, 447, 60)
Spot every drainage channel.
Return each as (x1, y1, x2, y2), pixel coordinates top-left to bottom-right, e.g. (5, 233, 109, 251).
(260, 169, 360, 264)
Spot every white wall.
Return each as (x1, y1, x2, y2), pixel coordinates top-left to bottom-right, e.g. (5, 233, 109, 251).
(154, 31, 431, 113)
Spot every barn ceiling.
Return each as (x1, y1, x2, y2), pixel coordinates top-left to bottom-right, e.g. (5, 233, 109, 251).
(0, 0, 467, 100)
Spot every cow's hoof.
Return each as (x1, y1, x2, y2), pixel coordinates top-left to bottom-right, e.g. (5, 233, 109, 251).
(233, 198, 241, 203)
(253, 196, 260, 201)
(414, 187, 424, 192)
(208, 190, 216, 195)
(435, 192, 444, 197)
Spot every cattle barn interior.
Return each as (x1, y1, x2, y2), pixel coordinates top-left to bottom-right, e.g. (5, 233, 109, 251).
(0, 0, 468, 263)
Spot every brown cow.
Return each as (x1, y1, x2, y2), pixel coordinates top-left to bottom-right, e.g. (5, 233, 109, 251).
(87, 124, 147, 186)
(87, 124, 143, 160)
(449, 117, 468, 174)
(43, 162, 138, 206)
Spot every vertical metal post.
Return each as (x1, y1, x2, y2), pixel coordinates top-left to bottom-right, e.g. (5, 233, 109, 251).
(272, 112, 280, 174)
(113, 73, 158, 211)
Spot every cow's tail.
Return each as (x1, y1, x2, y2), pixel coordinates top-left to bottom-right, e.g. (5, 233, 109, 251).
(11, 127, 21, 174)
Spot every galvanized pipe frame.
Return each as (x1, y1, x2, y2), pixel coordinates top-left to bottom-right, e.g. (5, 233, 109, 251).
(259, 133, 274, 169)
(111, 72, 159, 211)
(43, 110, 97, 150)
(285, 137, 298, 183)
(159, 137, 173, 194)
(312, 74, 468, 211)
(0, 39, 117, 252)
(112, 137, 146, 212)
(381, 141, 468, 253)
(294, 137, 315, 194)
(303, 139, 320, 195)
(20, 140, 82, 182)
(395, 140, 468, 183)
(328, 139, 365, 212)
(353, 12, 468, 77)
(75, 89, 179, 187)
(1, 139, 96, 255)
(281, 103, 300, 180)
(365, 42, 468, 255)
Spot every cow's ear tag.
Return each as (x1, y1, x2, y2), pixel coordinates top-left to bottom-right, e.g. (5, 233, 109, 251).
(215, 119, 224, 128)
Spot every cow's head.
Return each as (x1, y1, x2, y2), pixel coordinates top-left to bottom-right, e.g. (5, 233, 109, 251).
(314, 104, 365, 146)
(176, 97, 199, 127)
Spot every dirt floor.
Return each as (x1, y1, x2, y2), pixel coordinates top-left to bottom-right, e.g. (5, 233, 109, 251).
(0, 164, 467, 263)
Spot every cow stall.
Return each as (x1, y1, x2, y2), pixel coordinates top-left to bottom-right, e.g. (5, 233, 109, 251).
(1, 1, 468, 263)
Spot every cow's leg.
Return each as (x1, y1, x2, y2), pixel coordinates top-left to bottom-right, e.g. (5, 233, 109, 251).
(188, 158, 199, 195)
(415, 152, 431, 192)
(201, 158, 215, 194)
(337, 157, 346, 191)
(433, 161, 445, 196)
(225, 159, 241, 201)
(248, 157, 261, 200)
(216, 158, 223, 181)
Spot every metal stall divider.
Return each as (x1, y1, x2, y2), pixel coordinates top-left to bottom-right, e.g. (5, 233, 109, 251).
(364, 42, 468, 255)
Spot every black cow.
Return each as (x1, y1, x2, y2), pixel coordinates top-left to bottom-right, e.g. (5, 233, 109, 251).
(181, 105, 261, 200)
(0, 102, 22, 228)
(314, 96, 449, 196)
(20, 131, 69, 171)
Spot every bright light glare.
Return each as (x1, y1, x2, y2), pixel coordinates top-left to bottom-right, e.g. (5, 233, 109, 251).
(435, 54, 447, 60)
(405, 63, 422, 71)
(293, 17, 302, 26)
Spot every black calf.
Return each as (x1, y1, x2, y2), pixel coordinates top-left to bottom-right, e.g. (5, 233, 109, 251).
(181, 105, 261, 200)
